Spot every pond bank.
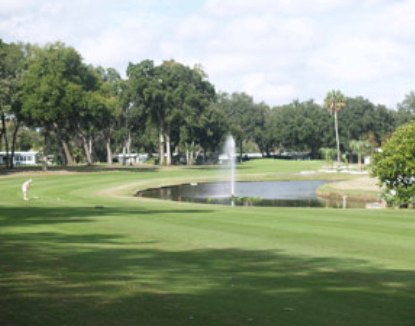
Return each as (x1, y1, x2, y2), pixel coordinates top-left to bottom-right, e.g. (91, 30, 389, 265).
(316, 175, 381, 202)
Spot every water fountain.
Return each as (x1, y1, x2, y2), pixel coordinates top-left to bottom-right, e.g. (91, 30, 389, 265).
(223, 134, 236, 199)
(136, 134, 369, 208)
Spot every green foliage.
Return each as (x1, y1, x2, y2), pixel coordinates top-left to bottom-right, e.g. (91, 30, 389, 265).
(340, 97, 394, 148)
(0, 37, 414, 169)
(349, 139, 371, 170)
(127, 60, 217, 165)
(324, 90, 346, 114)
(395, 91, 415, 126)
(21, 42, 95, 127)
(268, 100, 332, 158)
(0, 40, 27, 167)
(372, 120, 415, 207)
(324, 90, 346, 163)
(195, 103, 227, 153)
(214, 92, 267, 156)
(319, 147, 336, 165)
(20, 42, 103, 165)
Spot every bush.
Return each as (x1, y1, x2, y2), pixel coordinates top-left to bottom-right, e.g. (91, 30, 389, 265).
(372, 121, 415, 207)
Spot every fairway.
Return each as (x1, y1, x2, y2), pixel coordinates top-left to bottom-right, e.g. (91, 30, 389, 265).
(0, 161, 414, 325)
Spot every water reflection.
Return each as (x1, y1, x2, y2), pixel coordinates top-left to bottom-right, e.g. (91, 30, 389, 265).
(136, 181, 368, 208)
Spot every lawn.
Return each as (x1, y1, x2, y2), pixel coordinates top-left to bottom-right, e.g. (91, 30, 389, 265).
(0, 160, 414, 325)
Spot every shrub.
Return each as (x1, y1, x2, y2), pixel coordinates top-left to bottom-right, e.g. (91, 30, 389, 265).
(372, 121, 415, 207)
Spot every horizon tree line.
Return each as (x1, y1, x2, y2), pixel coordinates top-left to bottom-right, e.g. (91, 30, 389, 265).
(1, 39, 414, 168)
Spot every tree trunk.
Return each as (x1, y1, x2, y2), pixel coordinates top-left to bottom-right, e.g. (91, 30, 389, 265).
(194, 147, 202, 165)
(10, 120, 21, 169)
(165, 125, 171, 166)
(106, 136, 112, 164)
(1, 113, 10, 168)
(61, 140, 73, 166)
(0, 117, 4, 151)
(42, 131, 50, 171)
(186, 148, 190, 166)
(122, 145, 126, 165)
(158, 126, 165, 166)
(127, 131, 132, 165)
(334, 111, 341, 164)
(89, 137, 93, 163)
(121, 132, 132, 166)
(53, 123, 73, 165)
(81, 134, 93, 165)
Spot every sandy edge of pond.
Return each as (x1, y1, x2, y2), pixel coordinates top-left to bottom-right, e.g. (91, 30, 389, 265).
(316, 175, 381, 201)
(95, 172, 383, 201)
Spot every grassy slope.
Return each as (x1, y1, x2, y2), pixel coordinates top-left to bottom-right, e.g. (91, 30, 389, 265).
(0, 160, 414, 325)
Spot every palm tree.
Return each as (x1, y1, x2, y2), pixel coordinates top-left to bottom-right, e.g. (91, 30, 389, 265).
(319, 147, 336, 167)
(324, 90, 346, 164)
(349, 139, 371, 171)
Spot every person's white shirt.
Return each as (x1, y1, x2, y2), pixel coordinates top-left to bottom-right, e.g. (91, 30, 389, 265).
(22, 179, 32, 201)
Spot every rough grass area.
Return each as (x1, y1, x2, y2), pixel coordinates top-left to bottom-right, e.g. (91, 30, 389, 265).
(0, 160, 413, 325)
(317, 175, 381, 202)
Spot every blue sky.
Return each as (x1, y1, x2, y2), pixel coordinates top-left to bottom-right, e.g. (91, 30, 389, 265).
(1, 0, 414, 108)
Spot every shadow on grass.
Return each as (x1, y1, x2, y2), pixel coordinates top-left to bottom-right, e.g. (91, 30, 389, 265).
(0, 206, 214, 227)
(0, 226, 414, 325)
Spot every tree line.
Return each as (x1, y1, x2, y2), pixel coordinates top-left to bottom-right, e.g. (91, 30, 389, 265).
(1, 40, 415, 168)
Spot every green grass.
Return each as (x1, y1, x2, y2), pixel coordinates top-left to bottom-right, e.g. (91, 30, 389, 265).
(0, 160, 414, 325)
(238, 158, 323, 173)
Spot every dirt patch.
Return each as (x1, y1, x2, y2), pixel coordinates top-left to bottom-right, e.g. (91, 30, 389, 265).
(329, 175, 380, 192)
(317, 175, 381, 202)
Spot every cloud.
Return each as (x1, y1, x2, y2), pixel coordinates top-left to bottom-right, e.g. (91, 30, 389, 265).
(79, 18, 160, 70)
(0, 0, 38, 16)
(310, 39, 408, 82)
(1, 0, 415, 107)
(175, 14, 217, 41)
(203, 0, 352, 16)
(167, 5, 319, 104)
(375, 0, 415, 42)
(239, 73, 296, 104)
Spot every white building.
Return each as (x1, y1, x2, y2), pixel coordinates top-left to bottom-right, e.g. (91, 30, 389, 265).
(0, 151, 39, 166)
(113, 153, 149, 164)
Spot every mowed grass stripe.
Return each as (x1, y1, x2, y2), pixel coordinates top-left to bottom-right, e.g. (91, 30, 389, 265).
(1, 161, 414, 325)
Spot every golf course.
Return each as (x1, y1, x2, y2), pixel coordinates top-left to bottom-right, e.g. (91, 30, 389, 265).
(0, 159, 414, 325)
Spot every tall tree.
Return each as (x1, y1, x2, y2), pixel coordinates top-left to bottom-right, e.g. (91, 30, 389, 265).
(338, 97, 394, 149)
(21, 42, 97, 167)
(324, 90, 346, 163)
(252, 102, 270, 156)
(162, 61, 215, 165)
(194, 103, 227, 162)
(217, 92, 258, 157)
(395, 91, 415, 126)
(267, 100, 332, 158)
(127, 60, 215, 165)
(98, 67, 124, 164)
(0, 40, 27, 168)
(127, 60, 166, 164)
(79, 66, 124, 165)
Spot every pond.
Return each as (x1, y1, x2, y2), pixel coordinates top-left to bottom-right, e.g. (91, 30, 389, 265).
(136, 180, 368, 208)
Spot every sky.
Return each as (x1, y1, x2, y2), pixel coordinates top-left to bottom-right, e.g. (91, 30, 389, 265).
(1, 0, 414, 108)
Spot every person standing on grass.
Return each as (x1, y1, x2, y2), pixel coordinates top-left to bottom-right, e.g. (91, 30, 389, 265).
(22, 179, 32, 201)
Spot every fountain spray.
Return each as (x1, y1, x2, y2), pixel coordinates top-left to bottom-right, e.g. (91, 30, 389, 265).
(224, 135, 236, 198)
